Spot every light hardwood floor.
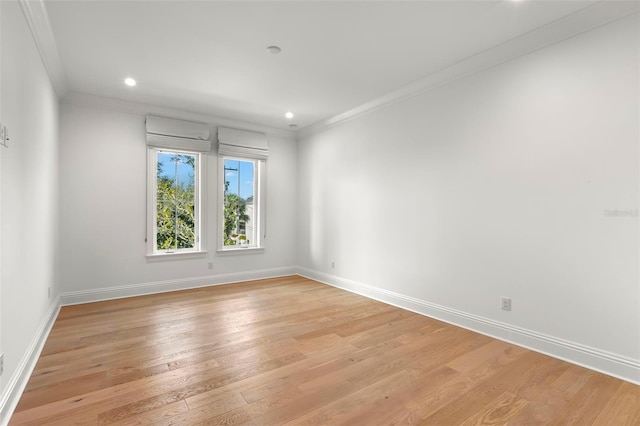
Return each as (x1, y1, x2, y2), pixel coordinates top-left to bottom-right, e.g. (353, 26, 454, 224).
(9, 276, 640, 425)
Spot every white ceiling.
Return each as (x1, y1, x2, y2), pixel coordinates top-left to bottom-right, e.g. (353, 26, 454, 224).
(37, 1, 628, 130)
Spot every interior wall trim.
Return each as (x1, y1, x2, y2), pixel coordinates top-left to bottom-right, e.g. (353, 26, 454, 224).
(1, 267, 294, 423)
(3, 268, 639, 424)
(22, 0, 639, 137)
(59, 267, 298, 306)
(299, 2, 640, 136)
(296, 267, 640, 386)
(61, 92, 296, 140)
(0, 298, 61, 426)
(17, 0, 68, 97)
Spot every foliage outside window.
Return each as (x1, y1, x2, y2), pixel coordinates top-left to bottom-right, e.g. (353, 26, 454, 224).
(151, 150, 201, 253)
(222, 158, 259, 248)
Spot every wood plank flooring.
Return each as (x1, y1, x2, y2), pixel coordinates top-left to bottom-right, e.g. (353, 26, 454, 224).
(9, 276, 640, 425)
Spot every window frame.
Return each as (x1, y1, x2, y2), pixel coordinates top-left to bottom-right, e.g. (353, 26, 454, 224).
(217, 155, 266, 253)
(146, 147, 207, 258)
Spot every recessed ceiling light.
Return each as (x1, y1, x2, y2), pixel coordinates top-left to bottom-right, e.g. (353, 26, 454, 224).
(266, 46, 282, 54)
(289, 124, 298, 130)
(124, 77, 136, 87)
(285, 111, 294, 119)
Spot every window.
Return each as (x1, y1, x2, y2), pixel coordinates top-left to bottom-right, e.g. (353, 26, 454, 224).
(216, 126, 268, 252)
(145, 115, 210, 257)
(220, 156, 264, 250)
(147, 149, 204, 255)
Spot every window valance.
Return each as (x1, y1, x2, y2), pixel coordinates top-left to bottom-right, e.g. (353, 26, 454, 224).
(217, 126, 269, 160)
(146, 115, 211, 152)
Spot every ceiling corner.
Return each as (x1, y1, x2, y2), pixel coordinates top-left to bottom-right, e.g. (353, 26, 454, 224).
(304, 0, 639, 136)
(18, 0, 69, 98)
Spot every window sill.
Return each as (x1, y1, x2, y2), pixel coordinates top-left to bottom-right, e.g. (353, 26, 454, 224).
(146, 250, 208, 262)
(217, 247, 264, 255)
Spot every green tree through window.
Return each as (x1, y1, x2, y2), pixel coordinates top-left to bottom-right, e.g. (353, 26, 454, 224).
(223, 158, 255, 247)
(223, 180, 249, 246)
(156, 152, 196, 250)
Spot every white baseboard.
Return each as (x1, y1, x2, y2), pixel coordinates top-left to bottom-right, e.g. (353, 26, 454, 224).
(297, 267, 640, 386)
(0, 298, 61, 426)
(1, 267, 296, 424)
(4, 266, 637, 426)
(3, 267, 293, 423)
(60, 266, 297, 306)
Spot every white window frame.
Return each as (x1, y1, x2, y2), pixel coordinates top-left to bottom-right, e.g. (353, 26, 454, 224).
(218, 155, 266, 253)
(147, 148, 207, 259)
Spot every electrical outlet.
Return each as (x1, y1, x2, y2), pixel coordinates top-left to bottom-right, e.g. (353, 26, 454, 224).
(208, 262, 214, 270)
(0, 353, 4, 376)
(501, 297, 512, 311)
(331, 260, 335, 269)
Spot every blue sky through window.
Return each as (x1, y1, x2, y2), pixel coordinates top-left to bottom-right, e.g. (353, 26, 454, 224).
(158, 152, 195, 188)
(224, 159, 254, 200)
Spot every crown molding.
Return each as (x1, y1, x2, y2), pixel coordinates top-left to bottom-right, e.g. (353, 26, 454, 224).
(300, 1, 639, 138)
(62, 91, 297, 140)
(16, 0, 638, 139)
(18, 0, 69, 98)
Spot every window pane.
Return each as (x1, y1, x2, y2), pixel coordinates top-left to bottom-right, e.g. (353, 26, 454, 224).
(156, 152, 196, 251)
(156, 200, 176, 250)
(175, 196, 195, 249)
(223, 158, 256, 247)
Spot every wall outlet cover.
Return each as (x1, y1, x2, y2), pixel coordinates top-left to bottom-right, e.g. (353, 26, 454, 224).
(501, 297, 512, 311)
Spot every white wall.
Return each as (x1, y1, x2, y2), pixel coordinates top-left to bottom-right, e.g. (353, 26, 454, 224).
(59, 101, 297, 300)
(0, 0, 59, 413)
(0, 0, 4, 394)
(298, 15, 640, 380)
